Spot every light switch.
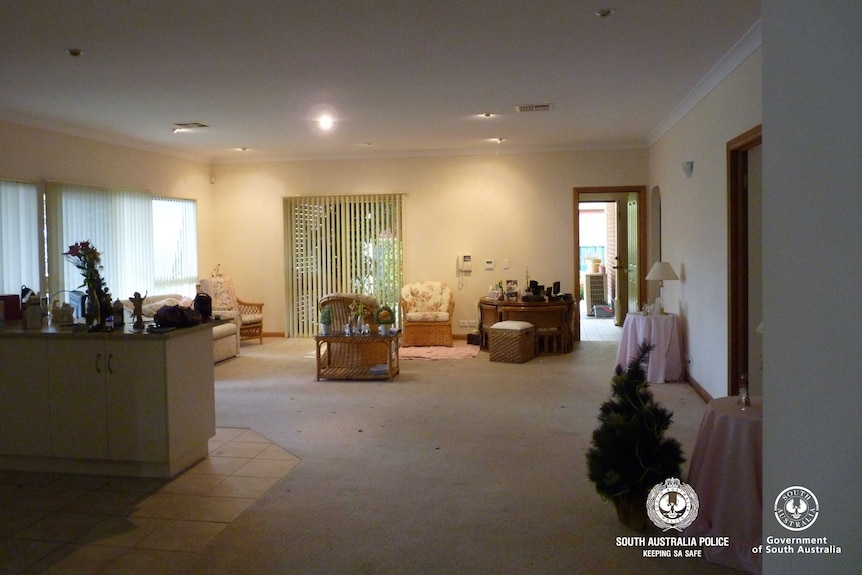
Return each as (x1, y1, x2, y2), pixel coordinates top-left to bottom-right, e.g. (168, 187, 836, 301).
(502, 259, 510, 269)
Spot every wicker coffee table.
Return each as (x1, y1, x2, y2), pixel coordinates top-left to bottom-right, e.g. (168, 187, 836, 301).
(314, 333, 400, 381)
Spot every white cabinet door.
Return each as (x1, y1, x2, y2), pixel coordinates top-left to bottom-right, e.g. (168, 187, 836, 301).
(0, 340, 51, 456)
(105, 339, 167, 461)
(48, 339, 108, 459)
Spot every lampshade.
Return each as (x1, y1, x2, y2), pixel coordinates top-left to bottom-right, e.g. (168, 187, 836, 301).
(645, 262, 678, 282)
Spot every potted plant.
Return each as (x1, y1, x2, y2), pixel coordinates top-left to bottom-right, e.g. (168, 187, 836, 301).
(319, 305, 332, 335)
(585, 341, 684, 530)
(375, 305, 395, 334)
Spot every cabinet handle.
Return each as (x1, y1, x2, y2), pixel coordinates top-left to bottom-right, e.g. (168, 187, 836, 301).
(107, 352, 114, 374)
(95, 352, 102, 374)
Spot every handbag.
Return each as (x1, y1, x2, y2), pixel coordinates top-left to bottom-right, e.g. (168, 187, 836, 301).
(193, 291, 213, 318)
(153, 304, 202, 328)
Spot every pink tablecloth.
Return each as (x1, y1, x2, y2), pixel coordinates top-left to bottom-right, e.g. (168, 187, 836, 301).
(614, 313, 684, 382)
(687, 396, 763, 574)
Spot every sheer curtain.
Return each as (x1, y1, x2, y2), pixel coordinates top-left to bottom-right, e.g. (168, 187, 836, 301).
(45, 181, 154, 301)
(284, 194, 403, 337)
(0, 179, 40, 294)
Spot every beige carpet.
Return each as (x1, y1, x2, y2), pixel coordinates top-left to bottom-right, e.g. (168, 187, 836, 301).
(181, 338, 738, 575)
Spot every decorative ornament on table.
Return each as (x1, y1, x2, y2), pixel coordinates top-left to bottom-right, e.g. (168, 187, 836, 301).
(64, 240, 112, 331)
(375, 305, 394, 335)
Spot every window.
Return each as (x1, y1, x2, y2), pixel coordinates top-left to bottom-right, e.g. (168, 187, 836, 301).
(44, 182, 197, 301)
(284, 194, 403, 337)
(0, 179, 40, 294)
(153, 197, 198, 295)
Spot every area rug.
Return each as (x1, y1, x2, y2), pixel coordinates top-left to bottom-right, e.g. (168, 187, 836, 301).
(399, 340, 480, 360)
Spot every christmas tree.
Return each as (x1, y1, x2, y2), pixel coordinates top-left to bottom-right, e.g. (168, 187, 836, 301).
(586, 341, 684, 529)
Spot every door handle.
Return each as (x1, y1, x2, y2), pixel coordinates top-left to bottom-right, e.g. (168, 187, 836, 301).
(107, 352, 114, 374)
(95, 352, 102, 374)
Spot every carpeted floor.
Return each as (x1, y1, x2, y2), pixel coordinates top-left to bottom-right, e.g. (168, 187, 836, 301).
(175, 337, 740, 575)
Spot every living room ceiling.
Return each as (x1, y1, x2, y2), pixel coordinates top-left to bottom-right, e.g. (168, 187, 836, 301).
(0, 1, 760, 163)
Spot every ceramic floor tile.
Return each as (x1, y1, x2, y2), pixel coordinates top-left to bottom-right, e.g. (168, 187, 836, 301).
(255, 443, 301, 461)
(73, 516, 167, 548)
(0, 507, 47, 538)
(208, 440, 270, 458)
(232, 429, 271, 443)
(172, 496, 255, 522)
(15, 511, 105, 543)
(61, 489, 145, 515)
(94, 548, 197, 575)
(101, 476, 167, 494)
(233, 457, 300, 479)
(205, 475, 280, 498)
(135, 519, 227, 552)
(185, 456, 251, 476)
(0, 538, 63, 575)
(157, 473, 226, 496)
(210, 427, 247, 443)
(24, 542, 127, 575)
(7, 486, 87, 512)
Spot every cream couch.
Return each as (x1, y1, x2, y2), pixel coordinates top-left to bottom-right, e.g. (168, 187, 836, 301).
(122, 294, 240, 363)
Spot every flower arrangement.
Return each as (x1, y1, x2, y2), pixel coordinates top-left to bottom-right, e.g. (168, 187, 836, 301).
(64, 240, 109, 297)
(375, 305, 394, 325)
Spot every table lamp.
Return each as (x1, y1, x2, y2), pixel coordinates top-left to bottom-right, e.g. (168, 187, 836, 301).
(645, 262, 678, 314)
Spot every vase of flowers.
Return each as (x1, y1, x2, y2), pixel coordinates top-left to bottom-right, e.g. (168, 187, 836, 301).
(64, 240, 111, 330)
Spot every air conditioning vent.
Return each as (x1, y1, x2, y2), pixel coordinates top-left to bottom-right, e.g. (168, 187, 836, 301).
(173, 122, 210, 129)
(514, 103, 554, 113)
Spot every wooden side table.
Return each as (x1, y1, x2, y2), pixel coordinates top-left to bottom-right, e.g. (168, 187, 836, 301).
(314, 333, 400, 381)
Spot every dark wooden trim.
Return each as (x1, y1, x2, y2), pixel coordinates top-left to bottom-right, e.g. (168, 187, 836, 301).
(727, 125, 762, 396)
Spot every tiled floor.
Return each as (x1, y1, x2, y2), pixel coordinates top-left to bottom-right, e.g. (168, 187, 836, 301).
(579, 315, 622, 342)
(0, 428, 300, 575)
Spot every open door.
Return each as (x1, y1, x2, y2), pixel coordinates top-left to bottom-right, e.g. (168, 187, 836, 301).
(574, 186, 647, 338)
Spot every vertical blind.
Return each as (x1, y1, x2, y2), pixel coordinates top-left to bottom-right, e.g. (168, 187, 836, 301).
(0, 179, 40, 294)
(45, 181, 154, 301)
(153, 197, 198, 294)
(284, 194, 403, 337)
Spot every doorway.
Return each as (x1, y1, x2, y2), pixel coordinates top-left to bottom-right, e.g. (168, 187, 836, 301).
(727, 125, 763, 396)
(573, 186, 647, 342)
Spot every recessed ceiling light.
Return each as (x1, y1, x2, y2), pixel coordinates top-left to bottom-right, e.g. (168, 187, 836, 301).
(66, 48, 83, 57)
(479, 112, 495, 118)
(317, 114, 335, 131)
(596, 8, 615, 18)
(235, 147, 249, 152)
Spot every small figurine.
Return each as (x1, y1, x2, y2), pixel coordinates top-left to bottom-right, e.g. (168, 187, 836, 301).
(130, 291, 146, 331)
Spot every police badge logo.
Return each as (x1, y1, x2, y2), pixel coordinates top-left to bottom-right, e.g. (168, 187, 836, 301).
(647, 478, 699, 531)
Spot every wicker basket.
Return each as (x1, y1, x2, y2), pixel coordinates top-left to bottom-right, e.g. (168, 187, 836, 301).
(489, 321, 536, 363)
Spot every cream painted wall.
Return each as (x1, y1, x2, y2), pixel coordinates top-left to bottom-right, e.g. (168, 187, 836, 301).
(212, 149, 648, 335)
(648, 49, 762, 399)
(0, 120, 216, 295)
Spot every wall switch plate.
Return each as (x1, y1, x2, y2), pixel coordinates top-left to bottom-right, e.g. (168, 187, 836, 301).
(484, 259, 494, 270)
(502, 259, 510, 269)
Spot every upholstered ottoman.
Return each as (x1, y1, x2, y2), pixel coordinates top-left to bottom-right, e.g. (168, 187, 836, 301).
(489, 320, 536, 363)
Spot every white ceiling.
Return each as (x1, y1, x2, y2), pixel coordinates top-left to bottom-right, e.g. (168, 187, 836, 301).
(0, 1, 760, 163)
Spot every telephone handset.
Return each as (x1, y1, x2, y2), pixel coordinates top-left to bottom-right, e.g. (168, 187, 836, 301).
(458, 255, 472, 272)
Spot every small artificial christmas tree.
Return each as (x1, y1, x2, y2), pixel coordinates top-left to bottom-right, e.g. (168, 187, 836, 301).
(586, 341, 685, 529)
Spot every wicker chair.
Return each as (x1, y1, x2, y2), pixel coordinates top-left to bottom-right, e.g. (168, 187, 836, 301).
(400, 281, 454, 347)
(199, 276, 265, 344)
(318, 293, 387, 365)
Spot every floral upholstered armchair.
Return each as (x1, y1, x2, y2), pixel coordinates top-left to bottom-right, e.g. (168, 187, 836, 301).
(400, 281, 454, 347)
(199, 276, 264, 344)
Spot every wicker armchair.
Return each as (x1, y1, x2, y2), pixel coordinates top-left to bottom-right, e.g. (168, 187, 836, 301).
(400, 281, 454, 347)
(199, 276, 264, 343)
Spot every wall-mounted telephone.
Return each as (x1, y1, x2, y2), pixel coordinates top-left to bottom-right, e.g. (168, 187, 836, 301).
(458, 255, 472, 272)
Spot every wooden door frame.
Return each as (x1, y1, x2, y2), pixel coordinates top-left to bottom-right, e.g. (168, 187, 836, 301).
(727, 125, 762, 396)
(574, 186, 647, 341)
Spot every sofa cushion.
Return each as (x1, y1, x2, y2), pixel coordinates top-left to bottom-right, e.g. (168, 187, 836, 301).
(401, 281, 452, 314)
(405, 311, 450, 322)
(212, 321, 238, 339)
